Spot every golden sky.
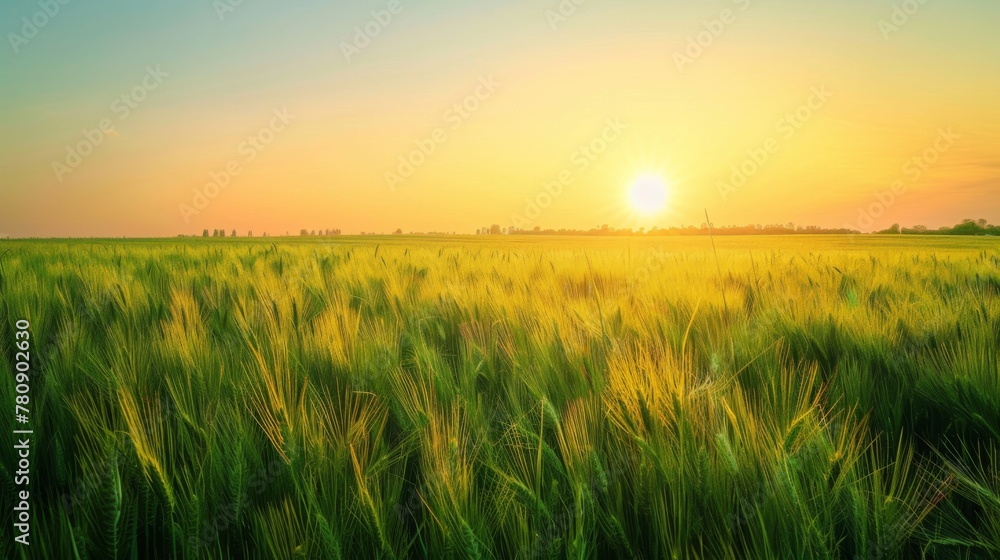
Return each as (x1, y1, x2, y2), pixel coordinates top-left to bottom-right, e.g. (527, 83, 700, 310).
(1, 0, 998, 236)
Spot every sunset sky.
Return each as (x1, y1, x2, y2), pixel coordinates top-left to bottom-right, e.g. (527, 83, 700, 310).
(1, 0, 998, 237)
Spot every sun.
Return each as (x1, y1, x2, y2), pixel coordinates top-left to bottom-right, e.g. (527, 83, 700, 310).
(628, 174, 669, 215)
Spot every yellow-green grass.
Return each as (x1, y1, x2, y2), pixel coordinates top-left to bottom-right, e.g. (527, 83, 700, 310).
(1, 235, 998, 559)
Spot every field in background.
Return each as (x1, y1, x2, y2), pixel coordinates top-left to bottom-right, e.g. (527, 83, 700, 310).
(2, 235, 999, 559)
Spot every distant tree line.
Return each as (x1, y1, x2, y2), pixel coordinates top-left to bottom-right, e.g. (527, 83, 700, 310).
(473, 219, 998, 237)
(201, 229, 269, 238)
(877, 219, 999, 236)
(495, 223, 859, 236)
(186, 219, 997, 238)
(476, 225, 506, 235)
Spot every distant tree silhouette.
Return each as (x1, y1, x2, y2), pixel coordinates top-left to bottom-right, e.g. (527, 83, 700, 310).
(202, 229, 209, 237)
(950, 219, 989, 235)
(505, 219, 997, 237)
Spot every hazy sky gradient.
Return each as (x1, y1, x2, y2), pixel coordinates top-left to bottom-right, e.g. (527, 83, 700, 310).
(1, 0, 998, 236)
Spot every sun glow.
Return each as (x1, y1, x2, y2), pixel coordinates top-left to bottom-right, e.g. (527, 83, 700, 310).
(628, 174, 669, 215)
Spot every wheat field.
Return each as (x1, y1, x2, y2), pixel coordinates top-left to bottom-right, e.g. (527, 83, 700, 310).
(1, 235, 998, 559)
